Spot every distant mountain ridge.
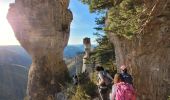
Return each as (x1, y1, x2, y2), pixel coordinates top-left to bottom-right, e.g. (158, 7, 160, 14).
(0, 45, 86, 100)
(64, 45, 84, 58)
(64, 44, 96, 58)
(0, 46, 30, 100)
(0, 45, 85, 62)
(0, 45, 32, 67)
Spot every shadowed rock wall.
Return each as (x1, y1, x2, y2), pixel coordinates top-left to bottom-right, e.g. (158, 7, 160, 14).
(7, 0, 72, 100)
(108, 0, 170, 99)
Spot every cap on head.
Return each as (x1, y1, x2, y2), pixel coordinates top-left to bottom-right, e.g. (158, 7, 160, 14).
(120, 65, 127, 70)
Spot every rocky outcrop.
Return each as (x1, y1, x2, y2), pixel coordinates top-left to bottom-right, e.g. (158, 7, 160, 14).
(108, 0, 170, 99)
(82, 37, 92, 73)
(7, 0, 72, 100)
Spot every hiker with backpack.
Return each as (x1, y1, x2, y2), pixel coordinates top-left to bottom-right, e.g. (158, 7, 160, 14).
(120, 65, 133, 85)
(72, 74, 78, 85)
(110, 73, 136, 100)
(95, 66, 113, 100)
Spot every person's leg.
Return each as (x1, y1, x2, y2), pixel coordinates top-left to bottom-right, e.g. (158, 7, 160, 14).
(98, 87, 108, 100)
(102, 92, 108, 100)
(98, 87, 104, 100)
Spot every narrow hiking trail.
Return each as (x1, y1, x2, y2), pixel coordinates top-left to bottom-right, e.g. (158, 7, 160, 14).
(6, 0, 170, 99)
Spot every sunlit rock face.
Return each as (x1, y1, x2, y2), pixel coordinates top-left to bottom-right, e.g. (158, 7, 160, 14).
(7, 0, 72, 99)
(108, 0, 170, 100)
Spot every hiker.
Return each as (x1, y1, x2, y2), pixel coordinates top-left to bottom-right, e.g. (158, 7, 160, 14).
(95, 66, 113, 100)
(120, 65, 133, 85)
(110, 73, 136, 100)
(110, 73, 121, 100)
(72, 74, 78, 85)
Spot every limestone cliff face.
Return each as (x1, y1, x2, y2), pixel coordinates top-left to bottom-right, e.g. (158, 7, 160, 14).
(108, 0, 170, 99)
(7, 0, 72, 100)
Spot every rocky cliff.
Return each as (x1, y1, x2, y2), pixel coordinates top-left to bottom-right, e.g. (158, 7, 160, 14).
(108, 0, 170, 99)
(7, 0, 72, 100)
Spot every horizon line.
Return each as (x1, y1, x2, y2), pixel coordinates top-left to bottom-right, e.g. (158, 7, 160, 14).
(0, 44, 97, 46)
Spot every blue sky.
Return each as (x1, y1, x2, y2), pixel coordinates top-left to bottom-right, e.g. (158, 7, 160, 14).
(0, 0, 98, 45)
(69, 0, 98, 44)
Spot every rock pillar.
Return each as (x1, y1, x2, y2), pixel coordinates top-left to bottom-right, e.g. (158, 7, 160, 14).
(82, 37, 91, 73)
(7, 0, 72, 100)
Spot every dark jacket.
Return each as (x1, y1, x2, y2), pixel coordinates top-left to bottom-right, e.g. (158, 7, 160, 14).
(121, 73, 133, 84)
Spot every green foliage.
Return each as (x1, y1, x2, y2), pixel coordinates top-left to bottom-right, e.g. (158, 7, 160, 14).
(168, 96, 170, 100)
(64, 73, 97, 100)
(24, 97, 29, 100)
(79, 0, 143, 69)
(91, 33, 116, 70)
(77, 73, 97, 97)
(71, 79, 97, 100)
(89, 72, 98, 84)
(94, 16, 105, 31)
(71, 85, 91, 100)
(106, 0, 143, 39)
(80, 0, 143, 39)
(79, 0, 114, 13)
(79, 0, 118, 71)
(62, 83, 77, 99)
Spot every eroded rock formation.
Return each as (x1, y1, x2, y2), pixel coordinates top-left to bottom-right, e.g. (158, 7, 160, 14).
(108, 0, 170, 99)
(82, 37, 91, 73)
(7, 0, 72, 99)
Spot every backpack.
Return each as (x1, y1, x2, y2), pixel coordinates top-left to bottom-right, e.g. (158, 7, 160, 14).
(116, 82, 136, 100)
(121, 73, 133, 84)
(102, 71, 113, 86)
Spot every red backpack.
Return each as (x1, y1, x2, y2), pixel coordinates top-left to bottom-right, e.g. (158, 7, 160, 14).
(116, 82, 136, 100)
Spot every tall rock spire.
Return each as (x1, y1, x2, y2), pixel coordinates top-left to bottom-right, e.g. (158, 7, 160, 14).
(82, 37, 91, 73)
(7, 0, 72, 99)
